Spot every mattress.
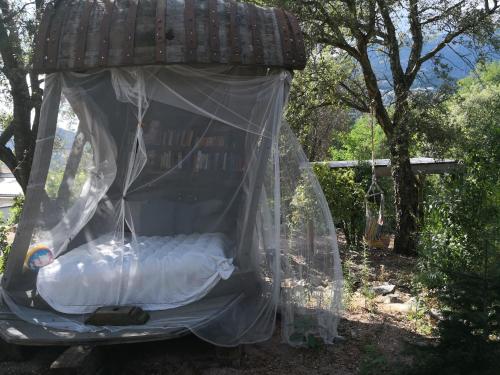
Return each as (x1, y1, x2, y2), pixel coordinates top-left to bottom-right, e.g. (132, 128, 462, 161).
(37, 233, 235, 315)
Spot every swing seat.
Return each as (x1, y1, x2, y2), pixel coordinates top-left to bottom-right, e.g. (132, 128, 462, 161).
(364, 216, 388, 249)
(364, 235, 390, 249)
(364, 175, 386, 249)
(364, 216, 381, 240)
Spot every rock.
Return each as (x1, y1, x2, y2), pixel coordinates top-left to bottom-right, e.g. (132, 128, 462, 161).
(375, 293, 402, 304)
(378, 297, 418, 314)
(428, 308, 444, 321)
(385, 303, 412, 313)
(406, 297, 418, 308)
(403, 337, 438, 348)
(371, 284, 396, 296)
(385, 294, 403, 304)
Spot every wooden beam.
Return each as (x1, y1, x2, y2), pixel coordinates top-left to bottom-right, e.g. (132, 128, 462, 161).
(319, 158, 459, 176)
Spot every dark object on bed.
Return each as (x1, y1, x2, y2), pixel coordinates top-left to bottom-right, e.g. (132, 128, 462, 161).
(85, 306, 150, 326)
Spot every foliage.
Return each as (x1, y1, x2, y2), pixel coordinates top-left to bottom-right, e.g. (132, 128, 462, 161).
(406, 298, 434, 337)
(0, 215, 10, 275)
(330, 114, 388, 162)
(313, 163, 367, 247)
(314, 159, 397, 247)
(45, 141, 94, 202)
(408, 89, 457, 158)
(0, 193, 24, 274)
(8, 195, 24, 226)
(341, 255, 357, 309)
(285, 47, 356, 161)
(45, 168, 65, 200)
(0, 1, 45, 191)
(256, 0, 499, 255)
(414, 63, 500, 374)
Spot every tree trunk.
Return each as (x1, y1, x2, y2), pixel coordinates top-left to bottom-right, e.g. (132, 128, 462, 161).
(389, 123, 419, 255)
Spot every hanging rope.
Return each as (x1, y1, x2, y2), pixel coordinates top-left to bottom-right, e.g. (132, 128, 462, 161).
(364, 101, 385, 248)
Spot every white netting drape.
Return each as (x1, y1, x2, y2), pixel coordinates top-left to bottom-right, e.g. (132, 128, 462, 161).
(1, 65, 342, 346)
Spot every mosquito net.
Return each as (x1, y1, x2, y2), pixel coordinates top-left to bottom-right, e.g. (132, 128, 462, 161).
(1, 65, 342, 346)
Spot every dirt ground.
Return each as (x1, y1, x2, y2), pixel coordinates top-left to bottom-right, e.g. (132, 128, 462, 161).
(0, 245, 435, 375)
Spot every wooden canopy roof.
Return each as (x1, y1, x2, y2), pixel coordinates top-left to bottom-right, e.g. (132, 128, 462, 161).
(33, 0, 307, 74)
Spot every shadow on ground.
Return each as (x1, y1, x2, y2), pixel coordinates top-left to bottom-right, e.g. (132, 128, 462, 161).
(0, 316, 424, 375)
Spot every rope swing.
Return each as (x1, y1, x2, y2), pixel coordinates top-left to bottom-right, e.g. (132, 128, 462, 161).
(364, 102, 386, 249)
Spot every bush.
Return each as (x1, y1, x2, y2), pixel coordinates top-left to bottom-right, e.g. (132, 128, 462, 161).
(0, 195, 24, 274)
(0, 216, 10, 274)
(313, 164, 367, 247)
(329, 115, 388, 162)
(413, 62, 500, 374)
(8, 195, 24, 226)
(314, 162, 396, 248)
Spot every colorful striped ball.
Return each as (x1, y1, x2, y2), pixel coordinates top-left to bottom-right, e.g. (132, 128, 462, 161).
(24, 245, 54, 271)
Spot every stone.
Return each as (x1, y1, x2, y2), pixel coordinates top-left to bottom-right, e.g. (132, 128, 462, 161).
(428, 309, 444, 321)
(385, 294, 403, 304)
(378, 297, 418, 314)
(385, 303, 412, 313)
(371, 284, 396, 296)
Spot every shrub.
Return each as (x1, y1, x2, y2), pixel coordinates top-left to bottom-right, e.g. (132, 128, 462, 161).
(0, 216, 10, 274)
(0, 195, 24, 274)
(313, 164, 367, 247)
(8, 195, 24, 226)
(413, 62, 500, 375)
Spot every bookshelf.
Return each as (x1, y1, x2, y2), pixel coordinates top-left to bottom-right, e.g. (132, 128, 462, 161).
(142, 121, 246, 183)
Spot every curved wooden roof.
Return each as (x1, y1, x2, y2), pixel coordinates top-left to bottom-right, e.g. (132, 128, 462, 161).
(33, 0, 307, 73)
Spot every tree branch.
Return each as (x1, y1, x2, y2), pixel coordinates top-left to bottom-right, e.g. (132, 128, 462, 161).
(376, 0, 406, 93)
(337, 82, 369, 112)
(410, 3, 500, 79)
(420, 1, 466, 26)
(406, 0, 423, 85)
(355, 37, 393, 134)
(0, 0, 35, 188)
(303, 0, 362, 60)
(0, 144, 16, 171)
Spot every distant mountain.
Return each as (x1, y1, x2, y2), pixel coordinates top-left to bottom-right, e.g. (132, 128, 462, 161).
(369, 36, 499, 92)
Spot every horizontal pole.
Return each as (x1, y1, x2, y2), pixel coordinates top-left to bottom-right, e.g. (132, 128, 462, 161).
(315, 158, 460, 176)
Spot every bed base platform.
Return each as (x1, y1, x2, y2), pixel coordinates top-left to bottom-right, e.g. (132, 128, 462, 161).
(0, 271, 261, 346)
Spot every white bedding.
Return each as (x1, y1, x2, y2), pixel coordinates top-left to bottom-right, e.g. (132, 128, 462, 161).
(37, 233, 235, 314)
